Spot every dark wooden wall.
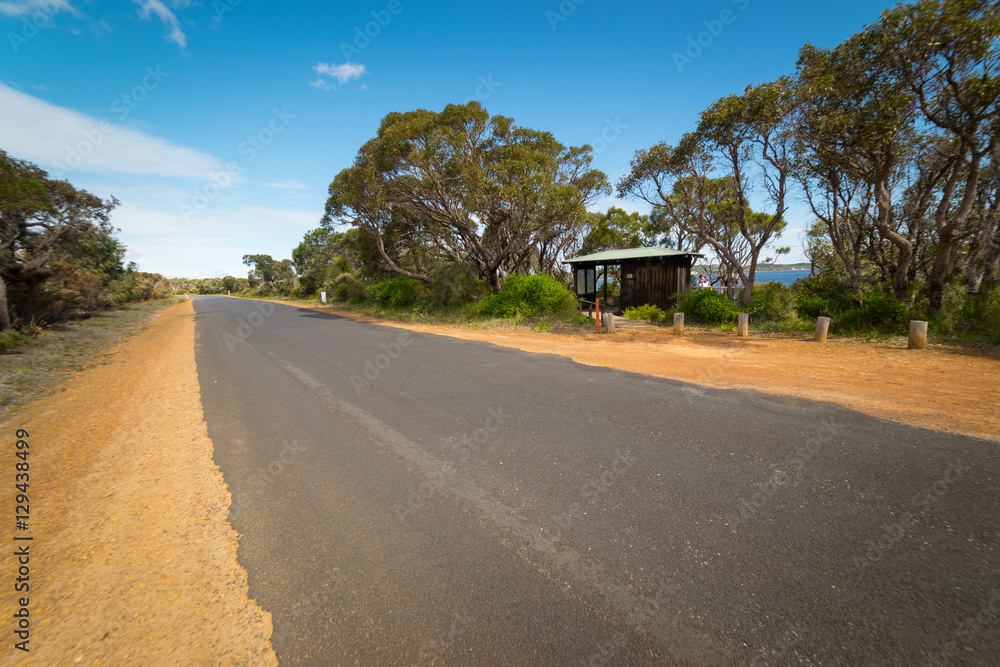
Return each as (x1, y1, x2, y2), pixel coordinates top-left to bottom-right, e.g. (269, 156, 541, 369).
(619, 257, 693, 311)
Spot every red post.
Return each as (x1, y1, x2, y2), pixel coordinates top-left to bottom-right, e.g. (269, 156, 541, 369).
(596, 298, 601, 334)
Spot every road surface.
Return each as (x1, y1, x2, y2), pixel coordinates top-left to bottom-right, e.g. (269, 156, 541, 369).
(193, 296, 1000, 665)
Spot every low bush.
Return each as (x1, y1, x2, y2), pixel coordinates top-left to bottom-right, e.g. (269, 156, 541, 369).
(331, 274, 365, 303)
(749, 282, 796, 323)
(623, 303, 665, 323)
(429, 264, 487, 308)
(836, 290, 910, 334)
(0, 330, 30, 354)
(366, 276, 426, 308)
(473, 274, 576, 318)
(676, 289, 739, 324)
(793, 270, 857, 318)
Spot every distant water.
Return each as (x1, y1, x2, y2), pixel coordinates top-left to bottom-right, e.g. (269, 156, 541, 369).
(755, 269, 811, 286)
(704, 269, 811, 287)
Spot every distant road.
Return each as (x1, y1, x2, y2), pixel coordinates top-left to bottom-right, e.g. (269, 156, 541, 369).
(193, 296, 1000, 665)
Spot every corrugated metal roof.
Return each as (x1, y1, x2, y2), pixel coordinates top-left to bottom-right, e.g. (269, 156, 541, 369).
(563, 247, 703, 264)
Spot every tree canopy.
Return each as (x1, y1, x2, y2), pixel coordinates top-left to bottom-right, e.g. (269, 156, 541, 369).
(323, 101, 609, 291)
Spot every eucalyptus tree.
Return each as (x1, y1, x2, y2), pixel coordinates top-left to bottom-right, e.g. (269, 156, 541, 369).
(0, 150, 118, 329)
(795, 25, 917, 298)
(242, 253, 296, 295)
(619, 79, 794, 303)
(879, 0, 1000, 313)
(579, 207, 660, 255)
(323, 102, 608, 291)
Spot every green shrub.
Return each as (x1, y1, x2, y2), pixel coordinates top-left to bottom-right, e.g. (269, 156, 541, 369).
(793, 270, 857, 318)
(623, 303, 665, 323)
(0, 330, 30, 354)
(366, 275, 425, 308)
(837, 290, 909, 334)
(474, 274, 576, 318)
(331, 274, 365, 303)
(676, 289, 739, 324)
(429, 264, 487, 308)
(749, 282, 796, 323)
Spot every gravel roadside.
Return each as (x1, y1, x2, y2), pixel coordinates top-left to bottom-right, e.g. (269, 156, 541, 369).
(0, 299, 276, 665)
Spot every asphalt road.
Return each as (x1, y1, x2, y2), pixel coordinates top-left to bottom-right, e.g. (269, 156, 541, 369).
(193, 296, 1000, 666)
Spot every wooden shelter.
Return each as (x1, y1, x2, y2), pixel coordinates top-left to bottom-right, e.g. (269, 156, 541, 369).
(564, 247, 703, 313)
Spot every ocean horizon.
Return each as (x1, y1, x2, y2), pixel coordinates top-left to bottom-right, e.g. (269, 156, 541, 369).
(702, 269, 812, 287)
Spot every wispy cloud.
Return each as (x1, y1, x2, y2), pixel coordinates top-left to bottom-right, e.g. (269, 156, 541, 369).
(135, 0, 187, 49)
(310, 61, 366, 90)
(0, 83, 224, 179)
(0, 0, 78, 17)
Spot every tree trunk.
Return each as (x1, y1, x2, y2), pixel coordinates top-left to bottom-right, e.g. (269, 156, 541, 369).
(928, 227, 957, 315)
(873, 180, 912, 299)
(0, 275, 10, 332)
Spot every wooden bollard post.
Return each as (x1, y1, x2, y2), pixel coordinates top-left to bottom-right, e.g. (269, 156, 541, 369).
(908, 320, 928, 349)
(815, 316, 831, 343)
(602, 311, 615, 333)
(737, 313, 749, 337)
(673, 312, 684, 335)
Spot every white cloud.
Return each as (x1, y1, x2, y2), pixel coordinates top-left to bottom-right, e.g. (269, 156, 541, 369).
(114, 202, 320, 276)
(0, 82, 225, 179)
(135, 0, 186, 49)
(310, 61, 366, 90)
(0, 0, 77, 17)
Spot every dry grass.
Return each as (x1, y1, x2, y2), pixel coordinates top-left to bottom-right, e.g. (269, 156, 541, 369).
(0, 298, 179, 412)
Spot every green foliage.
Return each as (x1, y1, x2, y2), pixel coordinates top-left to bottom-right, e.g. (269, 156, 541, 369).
(473, 274, 576, 318)
(836, 291, 909, 334)
(0, 330, 29, 354)
(365, 276, 425, 308)
(324, 101, 609, 289)
(292, 227, 361, 295)
(677, 289, 739, 324)
(748, 282, 796, 323)
(429, 264, 487, 308)
(792, 271, 909, 334)
(623, 304, 665, 323)
(332, 274, 366, 303)
(793, 270, 857, 318)
(581, 207, 659, 254)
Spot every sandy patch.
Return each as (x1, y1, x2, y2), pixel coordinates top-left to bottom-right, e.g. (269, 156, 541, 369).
(0, 300, 276, 665)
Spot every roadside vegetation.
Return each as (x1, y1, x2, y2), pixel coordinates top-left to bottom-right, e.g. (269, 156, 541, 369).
(0, 150, 173, 358)
(206, 0, 997, 346)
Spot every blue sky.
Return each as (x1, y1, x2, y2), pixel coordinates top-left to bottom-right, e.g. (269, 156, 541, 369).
(1, 0, 892, 278)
